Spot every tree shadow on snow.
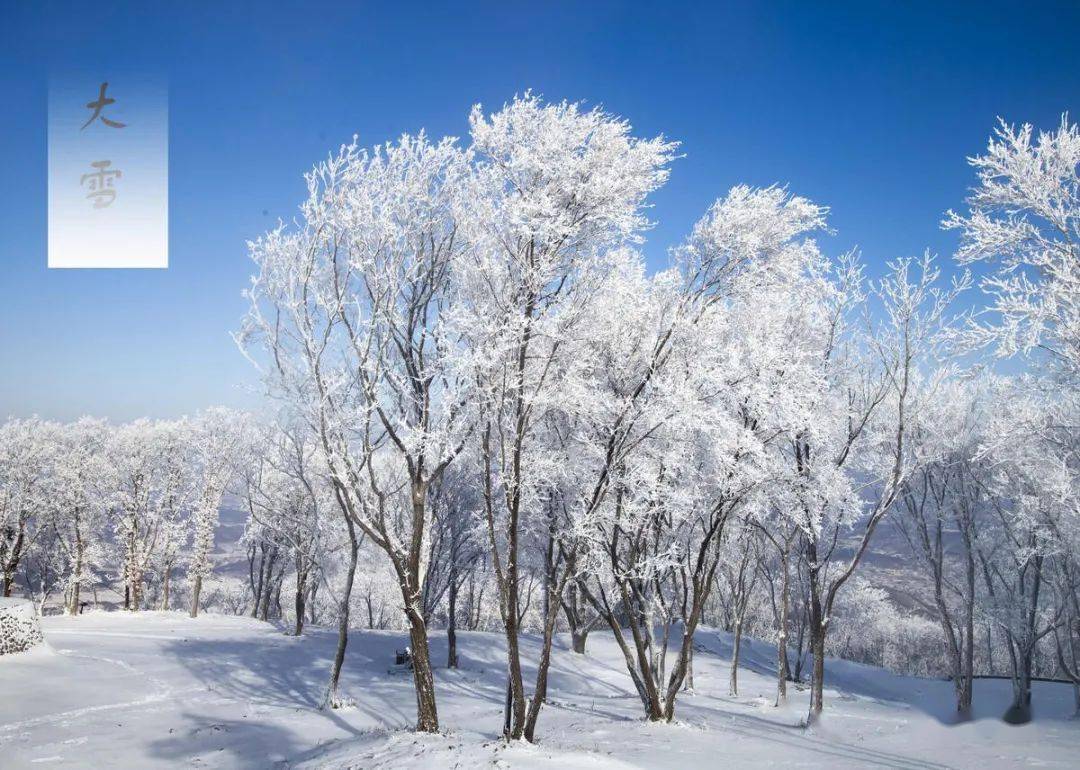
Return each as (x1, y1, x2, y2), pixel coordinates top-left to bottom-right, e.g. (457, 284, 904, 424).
(147, 630, 410, 747)
(692, 629, 1077, 728)
(713, 709, 954, 770)
(147, 712, 324, 770)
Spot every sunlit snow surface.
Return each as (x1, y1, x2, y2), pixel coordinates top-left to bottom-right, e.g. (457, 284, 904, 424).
(1, 612, 1076, 768)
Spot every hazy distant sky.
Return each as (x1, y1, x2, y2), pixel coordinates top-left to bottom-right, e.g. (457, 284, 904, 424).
(2, 1, 1078, 421)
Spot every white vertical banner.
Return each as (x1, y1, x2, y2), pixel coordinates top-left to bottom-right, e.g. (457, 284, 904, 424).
(48, 77, 168, 268)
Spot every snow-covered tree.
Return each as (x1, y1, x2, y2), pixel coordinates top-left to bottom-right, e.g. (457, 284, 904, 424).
(238, 421, 328, 636)
(456, 94, 676, 739)
(188, 408, 246, 618)
(944, 115, 1080, 387)
(893, 376, 1000, 714)
(791, 253, 965, 720)
(718, 525, 763, 697)
(239, 130, 477, 728)
(109, 419, 191, 611)
(572, 185, 833, 723)
(420, 466, 485, 668)
(42, 418, 113, 615)
(972, 382, 1076, 720)
(0, 417, 53, 598)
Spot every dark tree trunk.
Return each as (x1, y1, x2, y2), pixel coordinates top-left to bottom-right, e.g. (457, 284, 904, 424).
(562, 581, 593, 655)
(806, 532, 826, 720)
(324, 521, 359, 709)
(809, 621, 825, 717)
(776, 547, 790, 705)
(958, 544, 976, 713)
(406, 607, 439, 732)
(251, 545, 266, 619)
(523, 555, 568, 742)
(2, 521, 26, 597)
(259, 550, 276, 622)
(294, 566, 308, 636)
(502, 603, 527, 738)
(1005, 550, 1043, 723)
(447, 560, 459, 669)
(571, 628, 589, 654)
(793, 606, 807, 682)
(69, 541, 85, 616)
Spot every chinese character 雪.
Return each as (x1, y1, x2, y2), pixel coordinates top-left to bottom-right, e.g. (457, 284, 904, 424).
(80, 160, 122, 208)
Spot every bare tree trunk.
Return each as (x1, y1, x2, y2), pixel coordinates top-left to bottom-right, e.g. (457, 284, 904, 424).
(2, 521, 26, 597)
(250, 545, 265, 618)
(729, 621, 743, 697)
(1007, 640, 1034, 723)
(189, 574, 201, 618)
(161, 566, 171, 611)
(294, 565, 308, 636)
(563, 581, 593, 655)
(394, 477, 441, 733)
(125, 527, 141, 611)
(324, 523, 358, 709)
(466, 571, 476, 631)
(69, 542, 85, 616)
(130, 561, 144, 612)
(273, 570, 283, 618)
(580, 509, 727, 725)
(806, 532, 825, 720)
(595, 597, 665, 721)
(502, 605, 527, 738)
(812, 574, 825, 725)
(793, 603, 807, 682)
(1006, 551, 1043, 723)
(447, 561, 459, 669)
(524, 556, 569, 742)
(308, 577, 319, 625)
(406, 607, 439, 732)
(484, 419, 527, 740)
(259, 550, 276, 622)
(571, 627, 589, 654)
(959, 544, 975, 713)
(809, 623, 825, 717)
(776, 547, 790, 706)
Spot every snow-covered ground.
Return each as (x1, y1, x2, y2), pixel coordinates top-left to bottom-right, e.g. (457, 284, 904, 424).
(1, 613, 1076, 768)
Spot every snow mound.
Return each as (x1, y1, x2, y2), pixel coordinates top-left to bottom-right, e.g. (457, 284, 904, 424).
(0, 598, 45, 656)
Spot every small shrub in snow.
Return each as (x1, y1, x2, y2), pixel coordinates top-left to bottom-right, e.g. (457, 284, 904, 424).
(0, 598, 45, 655)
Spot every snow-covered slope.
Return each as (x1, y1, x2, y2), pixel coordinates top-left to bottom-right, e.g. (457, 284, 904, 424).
(0, 612, 1075, 768)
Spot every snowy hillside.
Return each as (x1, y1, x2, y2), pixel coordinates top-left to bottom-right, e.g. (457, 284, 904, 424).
(1, 612, 1076, 769)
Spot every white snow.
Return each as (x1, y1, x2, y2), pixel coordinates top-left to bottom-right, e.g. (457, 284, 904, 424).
(0, 612, 1076, 768)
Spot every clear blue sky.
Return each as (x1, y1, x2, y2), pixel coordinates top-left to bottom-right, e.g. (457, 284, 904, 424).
(2, 1, 1078, 421)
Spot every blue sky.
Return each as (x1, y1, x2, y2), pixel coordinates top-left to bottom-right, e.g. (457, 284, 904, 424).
(1, 1, 1078, 421)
